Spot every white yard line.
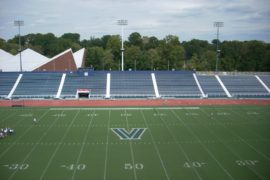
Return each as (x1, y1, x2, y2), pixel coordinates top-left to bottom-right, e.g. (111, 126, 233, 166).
(125, 109, 138, 180)
(0, 109, 50, 159)
(50, 107, 200, 111)
(0, 109, 18, 123)
(8, 111, 64, 180)
(155, 109, 202, 180)
(171, 110, 234, 180)
(210, 108, 270, 162)
(198, 109, 265, 180)
(103, 110, 111, 180)
(39, 110, 80, 180)
(140, 110, 170, 180)
(71, 110, 95, 180)
(228, 108, 270, 145)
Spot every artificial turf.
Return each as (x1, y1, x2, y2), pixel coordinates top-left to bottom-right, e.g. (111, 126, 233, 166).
(0, 105, 270, 180)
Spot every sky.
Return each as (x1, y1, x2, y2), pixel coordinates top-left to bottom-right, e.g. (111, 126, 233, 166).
(0, 0, 270, 42)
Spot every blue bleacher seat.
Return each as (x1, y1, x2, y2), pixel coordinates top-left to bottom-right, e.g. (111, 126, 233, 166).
(259, 75, 270, 89)
(0, 71, 269, 99)
(61, 71, 107, 98)
(219, 75, 270, 98)
(110, 71, 155, 98)
(0, 72, 19, 98)
(197, 75, 227, 98)
(155, 71, 201, 98)
(13, 72, 62, 99)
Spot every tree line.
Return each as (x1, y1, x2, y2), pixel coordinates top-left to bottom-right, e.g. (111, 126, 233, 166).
(0, 32, 269, 71)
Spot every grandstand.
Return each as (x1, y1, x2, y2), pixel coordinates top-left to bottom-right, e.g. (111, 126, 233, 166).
(196, 75, 227, 98)
(0, 72, 20, 99)
(61, 71, 107, 99)
(0, 70, 269, 99)
(12, 72, 62, 99)
(0, 70, 270, 180)
(155, 71, 201, 98)
(110, 71, 155, 98)
(219, 75, 270, 98)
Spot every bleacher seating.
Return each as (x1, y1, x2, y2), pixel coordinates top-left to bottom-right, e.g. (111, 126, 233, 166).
(219, 75, 269, 98)
(110, 71, 155, 98)
(259, 75, 270, 89)
(155, 71, 201, 98)
(0, 73, 19, 98)
(13, 72, 62, 99)
(197, 75, 227, 97)
(61, 71, 107, 98)
(0, 71, 269, 99)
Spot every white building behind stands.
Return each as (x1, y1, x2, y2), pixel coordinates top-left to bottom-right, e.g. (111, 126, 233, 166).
(0, 48, 85, 72)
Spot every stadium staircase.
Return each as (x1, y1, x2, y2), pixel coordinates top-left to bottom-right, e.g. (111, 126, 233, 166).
(197, 75, 228, 98)
(257, 75, 270, 93)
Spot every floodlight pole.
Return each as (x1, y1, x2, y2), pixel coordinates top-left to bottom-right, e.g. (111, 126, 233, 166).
(14, 20, 24, 72)
(117, 20, 128, 71)
(214, 21, 224, 73)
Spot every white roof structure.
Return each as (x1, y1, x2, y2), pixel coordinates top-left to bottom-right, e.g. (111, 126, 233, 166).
(73, 48, 85, 68)
(0, 48, 85, 72)
(0, 49, 14, 61)
(0, 48, 49, 72)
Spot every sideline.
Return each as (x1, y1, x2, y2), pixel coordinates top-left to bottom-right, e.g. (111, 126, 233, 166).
(50, 107, 200, 111)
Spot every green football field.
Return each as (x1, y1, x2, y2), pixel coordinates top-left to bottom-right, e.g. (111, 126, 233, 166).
(0, 105, 270, 180)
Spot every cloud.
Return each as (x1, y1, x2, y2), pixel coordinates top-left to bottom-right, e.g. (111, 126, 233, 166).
(0, 0, 270, 42)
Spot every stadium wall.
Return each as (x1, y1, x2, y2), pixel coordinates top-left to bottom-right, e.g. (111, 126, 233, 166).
(0, 99, 270, 107)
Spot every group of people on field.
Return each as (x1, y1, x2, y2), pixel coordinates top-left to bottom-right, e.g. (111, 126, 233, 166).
(0, 117, 38, 139)
(0, 127, 14, 139)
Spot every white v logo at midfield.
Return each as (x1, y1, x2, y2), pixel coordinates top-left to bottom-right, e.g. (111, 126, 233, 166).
(111, 128, 147, 140)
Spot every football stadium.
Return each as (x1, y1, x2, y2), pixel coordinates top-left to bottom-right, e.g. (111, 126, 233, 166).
(0, 68, 270, 180)
(1, 1, 270, 179)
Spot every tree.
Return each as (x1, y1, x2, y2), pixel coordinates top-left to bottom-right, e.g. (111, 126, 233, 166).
(85, 47, 104, 70)
(145, 36, 159, 50)
(1, 32, 269, 71)
(0, 38, 18, 55)
(128, 32, 143, 49)
(146, 49, 161, 70)
(188, 53, 200, 70)
(101, 35, 112, 49)
(102, 50, 117, 70)
(61, 33, 80, 43)
(201, 50, 216, 70)
(158, 35, 185, 70)
(125, 46, 143, 70)
(220, 41, 243, 71)
(106, 35, 121, 62)
(164, 35, 180, 46)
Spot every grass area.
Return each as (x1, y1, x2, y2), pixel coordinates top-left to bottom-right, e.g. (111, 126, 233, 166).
(0, 105, 270, 180)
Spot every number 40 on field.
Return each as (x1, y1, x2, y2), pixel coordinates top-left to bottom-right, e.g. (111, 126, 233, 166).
(183, 162, 206, 168)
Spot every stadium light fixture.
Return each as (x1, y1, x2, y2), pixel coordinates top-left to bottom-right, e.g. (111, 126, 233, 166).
(14, 20, 24, 72)
(117, 19, 128, 71)
(214, 21, 224, 73)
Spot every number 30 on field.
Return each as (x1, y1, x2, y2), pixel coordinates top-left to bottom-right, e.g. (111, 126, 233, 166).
(124, 163, 143, 170)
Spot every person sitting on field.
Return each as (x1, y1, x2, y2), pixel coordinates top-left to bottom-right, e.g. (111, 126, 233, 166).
(7, 128, 14, 135)
(0, 132, 5, 138)
(33, 118, 37, 124)
(3, 128, 8, 134)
